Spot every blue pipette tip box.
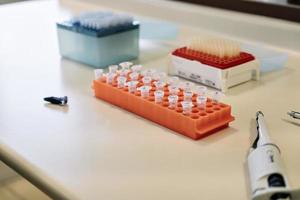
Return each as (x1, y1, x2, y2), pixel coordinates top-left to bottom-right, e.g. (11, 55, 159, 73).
(56, 12, 140, 68)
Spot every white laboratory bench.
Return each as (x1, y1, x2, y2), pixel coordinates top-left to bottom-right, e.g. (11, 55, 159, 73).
(0, 0, 300, 199)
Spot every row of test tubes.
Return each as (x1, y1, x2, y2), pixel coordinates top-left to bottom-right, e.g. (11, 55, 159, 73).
(94, 62, 222, 116)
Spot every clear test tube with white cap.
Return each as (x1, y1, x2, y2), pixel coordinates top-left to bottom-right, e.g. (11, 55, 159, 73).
(119, 61, 133, 70)
(94, 69, 103, 80)
(106, 72, 116, 85)
(154, 81, 165, 91)
(108, 65, 118, 74)
(127, 81, 138, 93)
(117, 76, 127, 88)
(142, 69, 156, 77)
(168, 76, 179, 87)
(154, 90, 164, 104)
(168, 95, 178, 109)
(142, 76, 152, 86)
(119, 62, 132, 77)
(153, 72, 166, 81)
(183, 91, 193, 102)
(131, 65, 142, 73)
(168, 85, 179, 96)
(196, 95, 207, 110)
(181, 101, 193, 115)
(119, 69, 129, 77)
(212, 91, 222, 104)
(139, 86, 152, 98)
(180, 81, 194, 92)
(129, 72, 139, 81)
(195, 85, 207, 97)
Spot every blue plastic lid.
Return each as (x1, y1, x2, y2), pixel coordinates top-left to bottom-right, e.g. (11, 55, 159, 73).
(57, 11, 139, 37)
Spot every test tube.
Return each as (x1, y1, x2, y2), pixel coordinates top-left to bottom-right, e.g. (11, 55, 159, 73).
(94, 69, 103, 80)
(168, 85, 179, 95)
(154, 81, 165, 91)
(168, 95, 178, 109)
(106, 73, 116, 85)
(212, 91, 222, 104)
(131, 65, 142, 73)
(108, 65, 118, 74)
(196, 95, 207, 110)
(127, 81, 138, 93)
(180, 81, 194, 92)
(119, 62, 133, 70)
(119, 69, 129, 77)
(139, 86, 152, 98)
(181, 101, 193, 115)
(168, 76, 179, 87)
(117, 76, 127, 88)
(153, 72, 166, 81)
(183, 91, 193, 102)
(195, 86, 207, 97)
(142, 69, 156, 77)
(129, 72, 139, 81)
(154, 90, 164, 104)
(142, 76, 152, 86)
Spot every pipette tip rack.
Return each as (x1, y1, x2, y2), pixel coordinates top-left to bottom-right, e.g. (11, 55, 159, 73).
(169, 48, 260, 92)
(172, 47, 255, 69)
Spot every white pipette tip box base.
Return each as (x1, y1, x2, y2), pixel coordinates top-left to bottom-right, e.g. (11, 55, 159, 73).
(168, 49, 260, 92)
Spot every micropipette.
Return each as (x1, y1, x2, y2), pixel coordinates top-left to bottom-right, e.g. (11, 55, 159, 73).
(247, 111, 300, 200)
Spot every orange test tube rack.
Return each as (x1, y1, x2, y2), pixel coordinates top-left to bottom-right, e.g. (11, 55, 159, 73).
(92, 74, 235, 140)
